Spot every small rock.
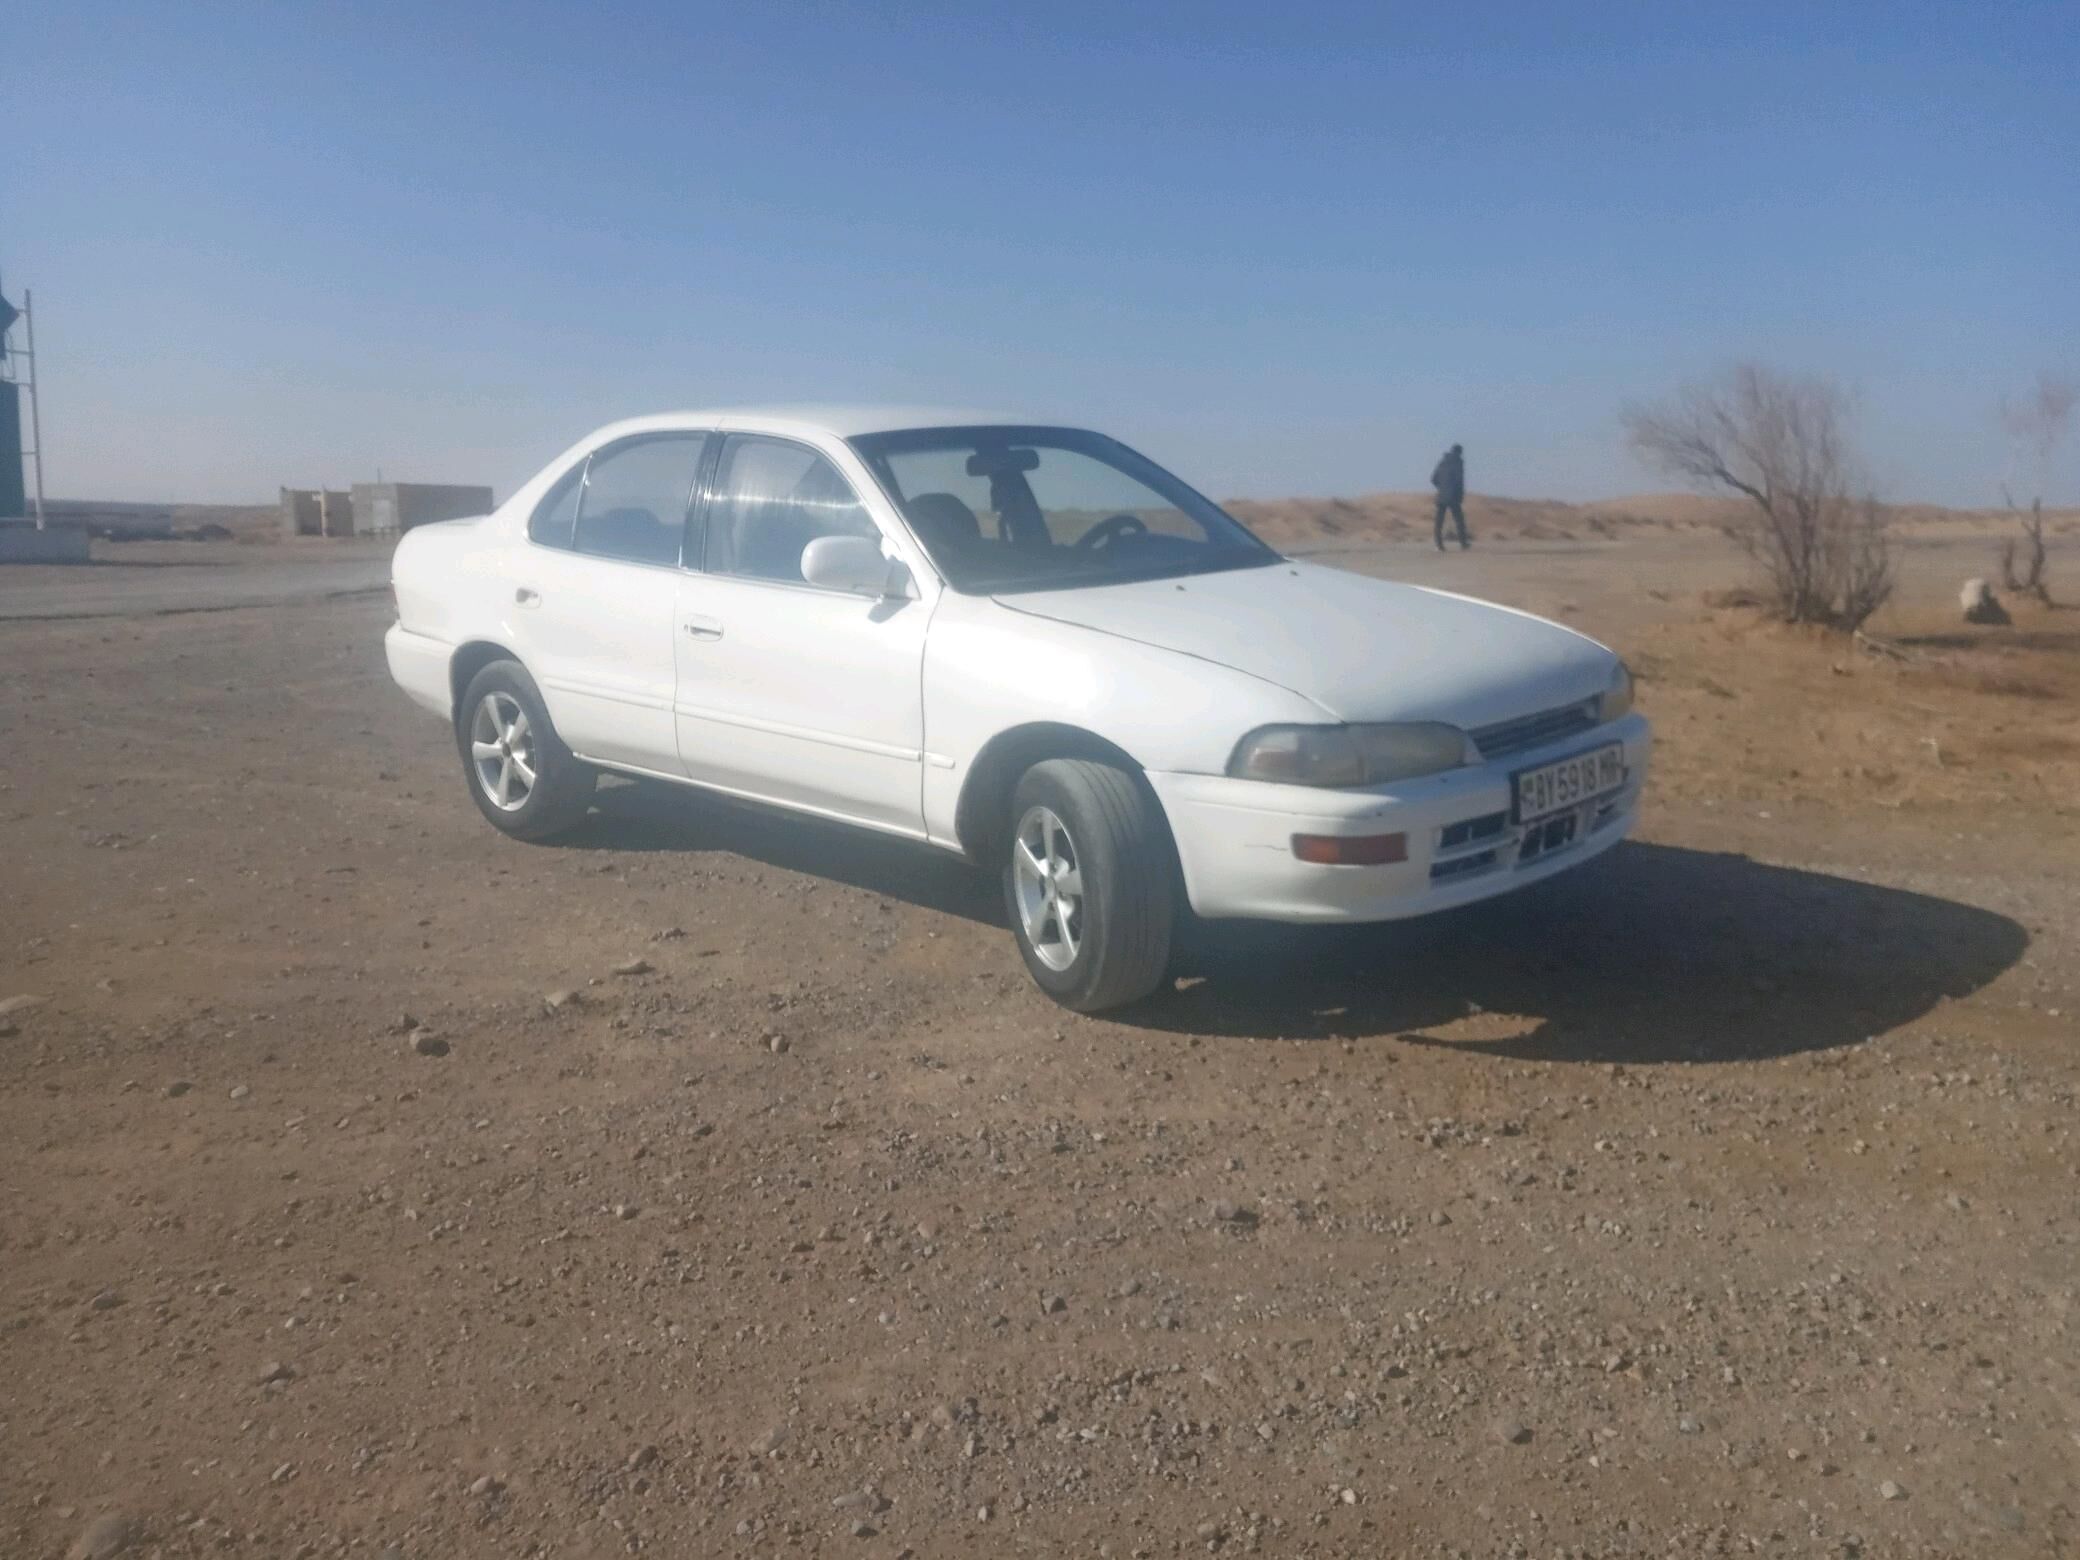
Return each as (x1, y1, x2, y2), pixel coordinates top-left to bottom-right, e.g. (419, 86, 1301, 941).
(612, 957, 653, 977)
(544, 989, 582, 1011)
(751, 1425, 789, 1455)
(831, 1491, 873, 1513)
(228, 1084, 250, 1101)
(1495, 1420, 1532, 1445)
(767, 1034, 790, 1055)
(410, 1030, 449, 1057)
(468, 1474, 503, 1497)
(1880, 1479, 1905, 1501)
(87, 1289, 124, 1312)
(1430, 1210, 1452, 1226)
(257, 1361, 295, 1385)
(66, 1512, 135, 1560)
(1040, 1294, 1067, 1315)
(1677, 1414, 1702, 1435)
(1210, 1199, 1257, 1226)
(627, 1444, 659, 1471)
(1340, 1488, 1357, 1505)
(850, 1520, 875, 1538)
(164, 1079, 192, 1098)
(270, 1463, 295, 1484)
(0, 994, 45, 1019)
(613, 1202, 638, 1220)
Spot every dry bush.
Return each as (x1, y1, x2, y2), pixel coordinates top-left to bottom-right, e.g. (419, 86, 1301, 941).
(1999, 373, 2076, 603)
(1623, 364, 1894, 630)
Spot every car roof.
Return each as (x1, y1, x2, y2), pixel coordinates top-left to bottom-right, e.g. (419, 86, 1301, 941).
(589, 405, 1067, 442)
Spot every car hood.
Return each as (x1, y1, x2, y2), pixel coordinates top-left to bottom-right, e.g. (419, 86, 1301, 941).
(996, 560, 1616, 727)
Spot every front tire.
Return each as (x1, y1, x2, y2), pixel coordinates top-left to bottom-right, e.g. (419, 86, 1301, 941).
(456, 659, 595, 840)
(1003, 759, 1175, 1012)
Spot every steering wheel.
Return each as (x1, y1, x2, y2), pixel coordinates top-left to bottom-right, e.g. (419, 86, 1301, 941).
(1075, 512, 1150, 551)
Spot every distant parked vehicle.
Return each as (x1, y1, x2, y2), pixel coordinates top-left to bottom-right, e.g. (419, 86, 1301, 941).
(385, 409, 1650, 1010)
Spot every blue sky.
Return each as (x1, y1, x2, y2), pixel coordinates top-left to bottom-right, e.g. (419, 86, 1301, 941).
(7, 0, 2075, 505)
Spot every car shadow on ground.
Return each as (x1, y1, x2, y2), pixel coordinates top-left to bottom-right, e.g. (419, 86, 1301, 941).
(569, 781, 2027, 1066)
(1153, 842, 2029, 1063)
(570, 777, 1000, 922)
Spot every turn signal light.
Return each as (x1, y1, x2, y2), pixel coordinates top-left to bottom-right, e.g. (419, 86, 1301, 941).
(1291, 832, 1407, 866)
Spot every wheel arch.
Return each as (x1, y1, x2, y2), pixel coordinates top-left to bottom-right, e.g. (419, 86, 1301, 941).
(449, 640, 520, 728)
(954, 721, 1158, 863)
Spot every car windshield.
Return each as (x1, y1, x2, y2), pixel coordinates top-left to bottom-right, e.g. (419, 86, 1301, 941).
(847, 425, 1278, 594)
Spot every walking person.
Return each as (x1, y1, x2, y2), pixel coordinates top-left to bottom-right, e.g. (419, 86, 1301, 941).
(1431, 442, 1469, 551)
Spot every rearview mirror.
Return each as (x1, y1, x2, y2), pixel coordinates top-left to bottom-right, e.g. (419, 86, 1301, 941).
(801, 534, 912, 599)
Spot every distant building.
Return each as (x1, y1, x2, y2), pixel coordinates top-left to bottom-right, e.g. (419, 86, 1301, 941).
(280, 487, 354, 538)
(352, 482, 494, 536)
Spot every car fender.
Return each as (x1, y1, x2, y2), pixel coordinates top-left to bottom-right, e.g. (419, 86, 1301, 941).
(922, 590, 1326, 854)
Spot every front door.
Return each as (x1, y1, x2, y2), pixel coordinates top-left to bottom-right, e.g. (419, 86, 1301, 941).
(672, 433, 930, 835)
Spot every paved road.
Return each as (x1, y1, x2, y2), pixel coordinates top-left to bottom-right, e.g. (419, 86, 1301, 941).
(0, 543, 391, 620)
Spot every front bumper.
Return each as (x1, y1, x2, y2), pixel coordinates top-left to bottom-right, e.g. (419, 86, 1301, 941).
(1147, 712, 1650, 922)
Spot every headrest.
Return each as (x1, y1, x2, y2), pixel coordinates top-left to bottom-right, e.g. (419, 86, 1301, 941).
(904, 491, 981, 544)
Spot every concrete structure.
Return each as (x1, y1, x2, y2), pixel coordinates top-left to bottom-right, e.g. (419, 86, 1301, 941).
(0, 382, 25, 519)
(352, 482, 494, 536)
(0, 518, 91, 562)
(281, 487, 355, 538)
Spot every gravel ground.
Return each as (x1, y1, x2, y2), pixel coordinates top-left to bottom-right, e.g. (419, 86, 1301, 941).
(2, 536, 2075, 1558)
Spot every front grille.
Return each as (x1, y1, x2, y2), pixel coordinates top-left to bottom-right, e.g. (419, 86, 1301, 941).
(1439, 811, 1507, 851)
(1470, 699, 1599, 760)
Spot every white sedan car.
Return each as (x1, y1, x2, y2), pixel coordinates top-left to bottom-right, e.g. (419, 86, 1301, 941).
(386, 408, 1649, 1010)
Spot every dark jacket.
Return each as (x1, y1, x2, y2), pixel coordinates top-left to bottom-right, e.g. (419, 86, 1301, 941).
(1431, 449, 1465, 503)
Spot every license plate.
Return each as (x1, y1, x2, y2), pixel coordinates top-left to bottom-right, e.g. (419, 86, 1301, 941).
(1512, 742, 1625, 823)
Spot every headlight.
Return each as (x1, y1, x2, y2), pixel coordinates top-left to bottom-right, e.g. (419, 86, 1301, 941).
(1598, 661, 1634, 723)
(1228, 723, 1473, 788)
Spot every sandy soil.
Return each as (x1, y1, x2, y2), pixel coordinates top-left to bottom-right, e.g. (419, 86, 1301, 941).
(3, 525, 2076, 1558)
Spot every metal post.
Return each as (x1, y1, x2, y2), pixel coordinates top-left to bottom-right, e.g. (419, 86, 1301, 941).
(24, 289, 44, 529)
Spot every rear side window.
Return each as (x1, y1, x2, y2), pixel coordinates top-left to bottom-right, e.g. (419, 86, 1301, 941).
(705, 436, 878, 584)
(573, 435, 709, 566)
(528, 463, 584, 549)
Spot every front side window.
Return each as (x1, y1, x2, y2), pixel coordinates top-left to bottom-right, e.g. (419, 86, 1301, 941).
(572, 435, 708, 566)
(848, 426, 1275, 594)
(705, 436, 879, 584)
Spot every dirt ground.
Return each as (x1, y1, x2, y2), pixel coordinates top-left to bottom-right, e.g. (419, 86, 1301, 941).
(3, 524, 2076, 1559)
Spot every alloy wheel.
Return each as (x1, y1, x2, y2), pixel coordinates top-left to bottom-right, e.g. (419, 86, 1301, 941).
(1012, 804, 1084, 972)
(469, 691, 537, 812)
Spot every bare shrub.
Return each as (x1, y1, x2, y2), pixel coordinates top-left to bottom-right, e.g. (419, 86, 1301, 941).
(1623, 364, 1893, 629)
(1998, 372, 2075, 604)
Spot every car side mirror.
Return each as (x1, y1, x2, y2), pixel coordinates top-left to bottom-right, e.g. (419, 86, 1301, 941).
(801, 534, 913, 600)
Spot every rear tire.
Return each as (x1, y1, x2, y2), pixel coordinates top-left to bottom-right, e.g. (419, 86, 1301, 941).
(1002, 759, 1175, 1012)
(456, 659, 595, 841)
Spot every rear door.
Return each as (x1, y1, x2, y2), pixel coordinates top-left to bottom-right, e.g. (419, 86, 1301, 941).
(672, 433, 931, 835)
(510, 432, 709, 771)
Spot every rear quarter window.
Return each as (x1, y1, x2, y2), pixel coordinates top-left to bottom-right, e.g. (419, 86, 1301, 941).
(528, 463, 585, 549)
